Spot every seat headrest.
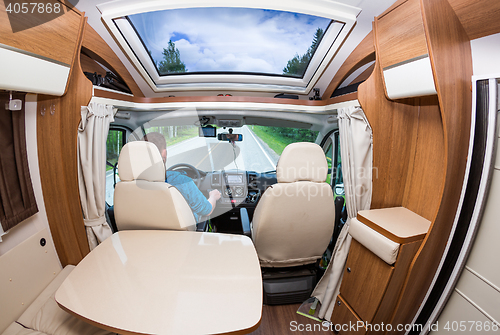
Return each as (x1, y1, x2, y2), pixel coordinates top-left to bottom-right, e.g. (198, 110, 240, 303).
(276, 142, 328, 183)
(117, 141, 165, 182)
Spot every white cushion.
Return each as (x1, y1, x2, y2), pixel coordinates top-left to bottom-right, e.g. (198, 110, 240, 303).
(2, 322, 46, 335)
(348, 217, 400, 265)
(14, 266, 113, 335)
(276, 143, 328, 183)
(117, 141, 165, 182)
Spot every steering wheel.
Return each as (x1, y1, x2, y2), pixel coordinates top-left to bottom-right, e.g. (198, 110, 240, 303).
(167, 163, 201, 188)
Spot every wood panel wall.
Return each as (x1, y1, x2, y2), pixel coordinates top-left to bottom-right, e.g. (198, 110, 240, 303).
(0, 1, 81, 67)
(323, 0, 500, 103)
(448, 0, 500, 40)
(388, 0, 472, 330)
(357, 0, 472, 331)
(358, 61, 445, 221)
(37, 15, 93, 266)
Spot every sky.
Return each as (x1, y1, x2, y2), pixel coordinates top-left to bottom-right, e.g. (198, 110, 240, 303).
(128, 7, 332, 76)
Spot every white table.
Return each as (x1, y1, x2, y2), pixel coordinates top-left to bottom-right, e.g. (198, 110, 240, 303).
(55, 231, 262, 334)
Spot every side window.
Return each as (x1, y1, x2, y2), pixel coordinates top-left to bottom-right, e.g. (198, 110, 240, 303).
(333, 131, 344, 198)
(325, 140, 333, 185)
(106, 129, 125, 205)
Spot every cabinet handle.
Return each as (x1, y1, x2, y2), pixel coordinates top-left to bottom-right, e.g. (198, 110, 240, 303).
(347, 267, 351, 273)
(337, 300, 341, 306)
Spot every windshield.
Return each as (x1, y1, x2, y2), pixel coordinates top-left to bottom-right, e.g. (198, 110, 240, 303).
(139, 124, 319, 173)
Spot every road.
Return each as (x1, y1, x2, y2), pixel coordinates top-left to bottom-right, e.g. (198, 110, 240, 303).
(106, 125, 278, 205)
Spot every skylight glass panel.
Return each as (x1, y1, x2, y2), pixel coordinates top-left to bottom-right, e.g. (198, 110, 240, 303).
(128, 8, 333, 78)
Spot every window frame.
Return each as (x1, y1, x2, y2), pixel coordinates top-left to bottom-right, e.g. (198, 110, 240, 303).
(106, 127, 127, 206)
(98, 0, 360, 94)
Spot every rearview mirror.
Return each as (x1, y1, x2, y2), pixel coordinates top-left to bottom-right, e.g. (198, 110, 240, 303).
(218, 133, 243, 141)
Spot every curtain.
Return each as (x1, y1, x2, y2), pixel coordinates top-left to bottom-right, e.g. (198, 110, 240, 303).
(312, 106, 373, 320)
(78, 102, 116, 250)
(0, 93, 38, 231)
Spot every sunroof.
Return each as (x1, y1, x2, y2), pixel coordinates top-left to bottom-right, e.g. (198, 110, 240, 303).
(128, 8, 333, 78)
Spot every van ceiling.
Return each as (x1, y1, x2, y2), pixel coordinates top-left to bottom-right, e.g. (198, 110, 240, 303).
(75, 0, 397, 99)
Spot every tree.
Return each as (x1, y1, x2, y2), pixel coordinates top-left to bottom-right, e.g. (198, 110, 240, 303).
(282, 53, 310, 78)
(310, 28, 324, 54)
(283, 28, 324, 77)
(158, 40, 187, 74)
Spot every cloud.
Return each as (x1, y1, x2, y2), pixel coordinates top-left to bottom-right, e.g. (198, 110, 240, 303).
(129, 8, 331, 75)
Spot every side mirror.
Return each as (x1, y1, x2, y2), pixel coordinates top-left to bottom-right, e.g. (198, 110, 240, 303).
(218, 133, 243, 141)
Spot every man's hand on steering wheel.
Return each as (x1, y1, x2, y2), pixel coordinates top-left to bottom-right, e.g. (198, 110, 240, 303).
(167, 163, 202, 188)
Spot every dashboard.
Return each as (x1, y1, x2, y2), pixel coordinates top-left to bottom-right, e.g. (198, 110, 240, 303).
(199, 170, 277, 208)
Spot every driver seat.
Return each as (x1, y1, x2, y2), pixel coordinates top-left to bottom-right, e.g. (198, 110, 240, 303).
(114, 141, 196, 231)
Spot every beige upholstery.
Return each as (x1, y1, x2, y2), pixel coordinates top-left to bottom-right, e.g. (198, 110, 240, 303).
(0, 228, 112, 335)
(348, 217, 400, 265)
(252, 142, 335, 267)
(276, 142, 328, 183)
(2, 323, 45, 335)
(117, 141, 165, 182)
(114, 141, 196, 231)
(2, 266, 112, 335)
(0, 229, 61, 334)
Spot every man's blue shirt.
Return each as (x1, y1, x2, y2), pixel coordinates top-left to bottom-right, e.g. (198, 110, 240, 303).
(166, 170, 212, 222)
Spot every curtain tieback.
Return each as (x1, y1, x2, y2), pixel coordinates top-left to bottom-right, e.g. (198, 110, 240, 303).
(84, 216, 107, 227)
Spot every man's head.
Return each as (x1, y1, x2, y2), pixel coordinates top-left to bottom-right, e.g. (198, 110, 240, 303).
(143, 132, 167, 163)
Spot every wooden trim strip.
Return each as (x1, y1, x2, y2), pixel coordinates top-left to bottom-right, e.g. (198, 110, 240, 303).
(328, 92, 358, 105)
(339, 294, 364, 324)
(94, 89, 358, 107)
(356, 214, 427, 244)
(0, 43, 70, 67)
(382, 53, 429, 71)
(350, 63, 375, 86)
(63, 13, 86, 96)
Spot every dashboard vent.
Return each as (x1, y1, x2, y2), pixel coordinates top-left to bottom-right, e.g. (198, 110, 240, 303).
(248, 173, 258, 188)
(211, 174, 220, 185)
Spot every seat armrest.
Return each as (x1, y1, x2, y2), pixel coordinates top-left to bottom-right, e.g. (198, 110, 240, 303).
(240, 208, 251, 238)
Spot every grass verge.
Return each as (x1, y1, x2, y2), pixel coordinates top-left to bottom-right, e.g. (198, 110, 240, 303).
(250, 125, 332, 182)
(250, 126, 296, 156)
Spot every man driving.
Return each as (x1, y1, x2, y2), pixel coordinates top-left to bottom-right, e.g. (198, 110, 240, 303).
(143, 132, 221, 222)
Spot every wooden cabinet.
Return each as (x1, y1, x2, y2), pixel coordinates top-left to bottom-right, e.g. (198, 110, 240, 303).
(331, 207, 430, 335)
(374, 0, 437, 100)
(341, 240, 393, 323)
(375, 0, 428, 71)
(332, 295, 366, 335)
(0, 1, 84, 95)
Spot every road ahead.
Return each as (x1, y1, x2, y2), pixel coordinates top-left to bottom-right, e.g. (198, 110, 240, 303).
(166, 125, 278, 172)
(106, 126, 278, 205)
